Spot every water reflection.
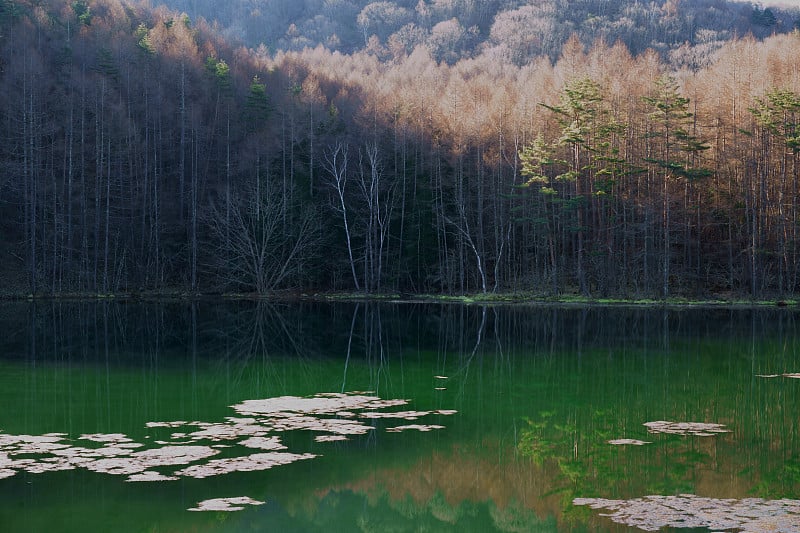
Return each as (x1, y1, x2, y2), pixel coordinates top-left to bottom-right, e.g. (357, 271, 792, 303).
(6, 301, 797, 366)
(0, 301, 799, 531)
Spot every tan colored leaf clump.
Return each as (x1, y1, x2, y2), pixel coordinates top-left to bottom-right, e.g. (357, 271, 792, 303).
(232, 394, 408, 416)
(607, 439, 651, 446)
(644, 421, 730, 436)
(0, 391, 455, 490)
(573, 495, 800, 532)
(176, 452, 317, 479)
(386, 424, 446, 433)
(188, 496, 265, 512)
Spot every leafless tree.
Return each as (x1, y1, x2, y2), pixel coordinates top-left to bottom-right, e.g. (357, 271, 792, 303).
(205, 182, 321, 294)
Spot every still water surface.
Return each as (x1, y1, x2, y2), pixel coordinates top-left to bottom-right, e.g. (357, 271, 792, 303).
(0, 301, 798, 532)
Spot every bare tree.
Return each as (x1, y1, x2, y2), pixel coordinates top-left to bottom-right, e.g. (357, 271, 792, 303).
(323, 141, 361, 291)
(357, 141, 394, 292)
(205, 182, 320, 294)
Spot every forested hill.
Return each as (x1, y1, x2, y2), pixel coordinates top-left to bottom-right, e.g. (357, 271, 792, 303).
(160, 0, 799, 63)
(1, 0, 800, 299)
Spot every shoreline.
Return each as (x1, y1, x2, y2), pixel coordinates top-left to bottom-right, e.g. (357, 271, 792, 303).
(0, 291, 796, 308)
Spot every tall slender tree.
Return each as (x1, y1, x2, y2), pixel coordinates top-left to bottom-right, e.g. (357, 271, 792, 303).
(642, 75, 711, 298)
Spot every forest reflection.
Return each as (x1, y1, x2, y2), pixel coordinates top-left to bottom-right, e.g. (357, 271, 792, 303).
(0, 301, 799, 531)
(5, 300, 797, 365)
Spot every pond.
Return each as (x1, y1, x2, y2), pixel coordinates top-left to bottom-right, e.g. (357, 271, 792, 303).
(0, 301, 798, 531)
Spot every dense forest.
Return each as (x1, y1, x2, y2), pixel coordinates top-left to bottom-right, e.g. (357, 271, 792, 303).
(159, 0, 799, 62)
(1, 0, 800, 298)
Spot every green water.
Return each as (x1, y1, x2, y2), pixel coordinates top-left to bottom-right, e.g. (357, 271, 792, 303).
(0, 301, 798, 532)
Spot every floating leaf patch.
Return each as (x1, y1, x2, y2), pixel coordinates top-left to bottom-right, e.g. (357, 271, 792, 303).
(188, 496, 265, 512)
(126, 471, 179, 482)
(79, 433, 133, 443)
(240, 436, 286, 450)
(175, 452, 317, 479)
(573, 494, 800, 532)
(385, 424, 446, 433)
(607, 439, 651, 446)
(314, 435, 349, 443)
(643, 421, 730, 436)
(231, 394, 408, 416)
(0, 392, 455, 491)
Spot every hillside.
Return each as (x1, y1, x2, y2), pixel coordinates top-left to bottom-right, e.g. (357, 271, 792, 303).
(1, 0, 800, 298)
(159, 0, 799, 63)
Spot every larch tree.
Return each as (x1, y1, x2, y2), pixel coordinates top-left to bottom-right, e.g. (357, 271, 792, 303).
(642, 75, 711, 298)
(750, 88, 800, 294)
(540, 77, 611, 296)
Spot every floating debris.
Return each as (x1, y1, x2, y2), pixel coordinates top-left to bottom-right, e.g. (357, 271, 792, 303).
(573, 494, 800, 532)
(434, 376, 448, 380)
(146, 421, 188, 428)
(359, 410, 431, 420)
(643, 421, 730, 436)
(607, 439, 651, 446)
(314, 435, 348, 443)
(434, 387, 447, 391)
(126, 471, 179, 482)
(0, 392, 454, 489)
(188, 496, 265, 512)
(79, 433, 133, 444)
(133, 445, 219, 467)
(0, 434, 71, 453)
(117, 442, 145, 449)
(182, 418, 271, 442)
(232, 394, 409, 416)
(21, 457, 76, 474)
(240, 436, 286, 450)
(176, 452, 317, 479)
(84, 457, 148, 476)
(385, 424, 446, 433)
